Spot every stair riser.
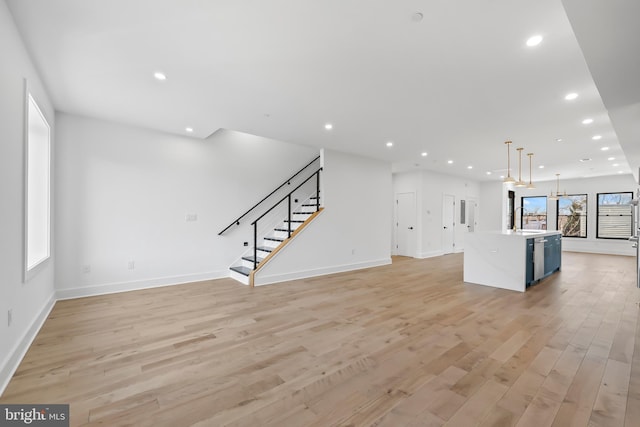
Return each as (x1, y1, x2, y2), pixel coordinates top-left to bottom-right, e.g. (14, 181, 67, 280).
(257, 249, 272, 257)
(241, 259, 259, 269)
(262, 239, 282, 249)
(229, 269, 250, 285)
(273, 230, 292, 239)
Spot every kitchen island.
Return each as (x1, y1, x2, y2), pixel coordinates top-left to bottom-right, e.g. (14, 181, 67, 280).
(464, 230, 561, 292)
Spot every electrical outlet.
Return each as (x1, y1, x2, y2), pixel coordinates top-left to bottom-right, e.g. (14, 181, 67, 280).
(243, 242, 248, 247)
(127, 261, 135, 270)
(185, 213, 198, 222)
(8, 309, 12, 327)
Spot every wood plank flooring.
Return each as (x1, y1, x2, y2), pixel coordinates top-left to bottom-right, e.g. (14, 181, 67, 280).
(1, 252, 639, 426)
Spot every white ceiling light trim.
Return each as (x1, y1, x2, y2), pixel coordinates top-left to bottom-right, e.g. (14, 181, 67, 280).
(526, 35, 543, 47)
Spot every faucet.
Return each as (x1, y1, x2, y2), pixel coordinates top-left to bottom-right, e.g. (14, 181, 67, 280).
(513, 207, 522, 231)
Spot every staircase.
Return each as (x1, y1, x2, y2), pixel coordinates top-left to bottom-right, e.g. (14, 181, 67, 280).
(229, 197, 322, 285)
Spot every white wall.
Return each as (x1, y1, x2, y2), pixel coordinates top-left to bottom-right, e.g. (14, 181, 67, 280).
(480, 174, 637, 255)
(478, 180, 504, 232)
(0, 0, 56, 395)
(55, 113, 319, 297)
(254, 149, 393, 285)
(393, 170, 480, 258)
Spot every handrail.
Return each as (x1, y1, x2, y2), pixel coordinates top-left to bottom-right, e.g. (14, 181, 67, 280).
(251, 167, 322, 270)
(218, 155, 320, 235)
(251, 167, 323, 225)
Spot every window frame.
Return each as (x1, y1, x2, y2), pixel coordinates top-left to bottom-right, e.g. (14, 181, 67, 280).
(596, 191, 633, 240)
(24, 85, 52, 281)
(520, 196, 548, 231)
(556, 194, 588, 238)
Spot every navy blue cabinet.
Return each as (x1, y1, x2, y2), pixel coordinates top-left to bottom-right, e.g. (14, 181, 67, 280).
(526, 234, 561, 287)
(526, 238, 534, 286)
(544, 234, 561, 275)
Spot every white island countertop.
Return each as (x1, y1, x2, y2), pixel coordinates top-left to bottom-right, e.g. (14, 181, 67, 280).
(464, 230, 561, 292)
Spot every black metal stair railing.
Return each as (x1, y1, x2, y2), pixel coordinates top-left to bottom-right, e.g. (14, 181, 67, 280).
(251, 167, 322, 269)
(218, 155, 320, 235)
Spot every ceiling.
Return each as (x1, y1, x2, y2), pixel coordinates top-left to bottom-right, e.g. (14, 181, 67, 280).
(6, 0, 639, 183)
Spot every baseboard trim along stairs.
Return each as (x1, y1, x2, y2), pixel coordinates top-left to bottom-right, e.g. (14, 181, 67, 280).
(229, 203, 324, 287)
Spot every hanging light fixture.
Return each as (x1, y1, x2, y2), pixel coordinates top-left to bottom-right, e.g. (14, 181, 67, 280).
(503, 141, 516, 183)
(526, 153, 535, 189)
(549, 173, 566, 200)
(515, 147, 526, 187)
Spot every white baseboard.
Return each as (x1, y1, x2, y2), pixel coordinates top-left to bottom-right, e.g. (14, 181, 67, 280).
(254, 258, 392, 286)
(0, 293, 56, 397)
(562, 247, 635, 256)
(56, 270, 228, 300)
(418, 250, 445, 259)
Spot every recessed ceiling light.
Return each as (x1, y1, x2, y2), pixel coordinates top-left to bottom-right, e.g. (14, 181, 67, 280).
(582, 118, 593, 124)
(579, 158, 592, 162)
(592, 135, 602, 140)
(447, 160, 453, 164)
(467, 165, 473, 169)
(612, 163, 620, 167)
(486, 171, 492, 175)
(556, 138, 563, 142)
(600, 146, 609, 151)
(386, 141, 393, 147)
(499, 175, 505, 179)
(185, 127, 193, 133)
(421, 152, 428, 157)
(153, 72, 167, 81)
(324, 123, 333, 130)
(564, 92, 578, 100)
(618, 170, 624, 174)
(607, 157, 615, 161)
(526, 35, 543, 47)
(538, 165, 545, 169)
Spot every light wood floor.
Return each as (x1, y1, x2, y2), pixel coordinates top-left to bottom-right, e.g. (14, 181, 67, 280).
(1, 252, 639, 426)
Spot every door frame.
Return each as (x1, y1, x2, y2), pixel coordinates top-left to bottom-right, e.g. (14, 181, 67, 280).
(394, 191, 417, 257)
(442, 193, 455, 254)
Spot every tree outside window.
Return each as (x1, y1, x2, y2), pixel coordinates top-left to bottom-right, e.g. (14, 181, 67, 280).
(557, 195, 587, 237)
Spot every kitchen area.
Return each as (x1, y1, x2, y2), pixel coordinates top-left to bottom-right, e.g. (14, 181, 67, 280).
(464, 186, 640, 292)
(464, 229, 562, 292)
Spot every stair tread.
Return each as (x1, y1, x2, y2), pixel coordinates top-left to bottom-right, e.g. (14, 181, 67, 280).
(256, 246, 273, 253)
(274, 228, 293, 233)
(264, 236, 285, 242)
(230, 266, 252, 276)
(242, 255, 264, 263)
(283, 220, 304, 223)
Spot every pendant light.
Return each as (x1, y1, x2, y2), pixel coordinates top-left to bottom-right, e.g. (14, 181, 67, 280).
(549, 173, 565, 200)
(515, 147, 526, 187)
(503, 141, 516, 183)
(526, 153, 535, 189)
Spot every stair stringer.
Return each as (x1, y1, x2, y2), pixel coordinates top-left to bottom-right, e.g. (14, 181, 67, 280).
(249, 208, 324, 287)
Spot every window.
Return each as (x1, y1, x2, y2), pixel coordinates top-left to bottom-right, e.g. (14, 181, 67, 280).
(521, 196, 547, 230)
(508, 190, 515, 230)
(557, 195, 587, 237)
(25, 92, 51, 275)
(597, 192, 633, 239)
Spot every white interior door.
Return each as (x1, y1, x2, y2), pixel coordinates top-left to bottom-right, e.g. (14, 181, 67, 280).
(396, 192, 416, 257)
(443, 194, 455, 254)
